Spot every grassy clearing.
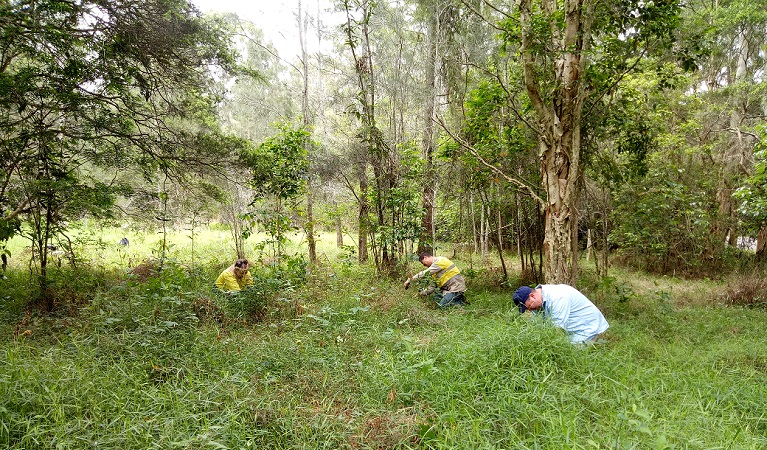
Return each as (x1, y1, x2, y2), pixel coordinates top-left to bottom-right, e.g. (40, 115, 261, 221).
(1, 227, 766, 449)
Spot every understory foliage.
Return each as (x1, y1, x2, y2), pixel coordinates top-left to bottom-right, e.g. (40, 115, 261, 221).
(611, 157, 719, 274)
(243, 124, 311, 259)
(735, 126, 767, 249)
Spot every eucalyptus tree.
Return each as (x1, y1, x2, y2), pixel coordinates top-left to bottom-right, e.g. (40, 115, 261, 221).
(298, 0, 317, 263)
(342, 0, 448, 269)
(340, 0, 423, 271)
(212, 14, 295, 258)
(411, 0, 468, 253)
(217, 15, 294, 142)
(682, 0, 767, 249)
(0, 0, 244, 306)
(369, 1, 439, 259)
(457, 0, 682, 284)
(409, 0, 529, 269)
(410, 0, 443, 253)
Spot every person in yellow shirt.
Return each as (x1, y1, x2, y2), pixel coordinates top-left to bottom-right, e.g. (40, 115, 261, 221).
(403, 252, 467, 308)
(215, 258, 254, 292)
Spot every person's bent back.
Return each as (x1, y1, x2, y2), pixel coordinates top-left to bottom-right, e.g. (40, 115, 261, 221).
(513, 284, 608, 343)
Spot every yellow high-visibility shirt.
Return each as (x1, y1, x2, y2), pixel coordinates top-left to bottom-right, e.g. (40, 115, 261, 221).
(215, 269, 254, 292)
(412, 256, 462, 289)
(432, 257, 460, 287)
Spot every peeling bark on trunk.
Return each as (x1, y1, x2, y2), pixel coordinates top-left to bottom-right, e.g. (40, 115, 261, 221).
(519, 0, 591, 284)
(757, 225, 767, 261)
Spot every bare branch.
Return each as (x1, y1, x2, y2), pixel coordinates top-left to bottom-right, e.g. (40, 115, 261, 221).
(2, 198, 30, 221)
(434, 115, 544, 205)
(233, 19, 304, 75)
(459, 0, 506, 31)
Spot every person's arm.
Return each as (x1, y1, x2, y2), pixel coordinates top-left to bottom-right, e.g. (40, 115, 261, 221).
(404, 268, 430, 288)
(242, 272, 254, 288)
(541, 287, 571, 331)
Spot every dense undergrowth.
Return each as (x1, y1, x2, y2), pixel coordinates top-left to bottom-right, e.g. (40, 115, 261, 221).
(1, 229, 766, 449)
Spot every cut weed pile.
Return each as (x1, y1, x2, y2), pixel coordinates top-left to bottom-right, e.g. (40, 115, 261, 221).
(1, 232, 766, 449)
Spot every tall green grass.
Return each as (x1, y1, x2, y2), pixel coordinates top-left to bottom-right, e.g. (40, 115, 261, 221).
(1, 226, 766, 449)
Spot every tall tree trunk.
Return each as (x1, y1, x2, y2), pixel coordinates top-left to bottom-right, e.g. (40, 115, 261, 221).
(418, 0, 438, 254)
(540, 139, 581, 284)
(496, 185, 508, 279)
(711, 28, 755, 253)
(480, 193, 489, 262)
(41, 192, 53, 311)
(470, 192, 478, 254)
(343, 0, 383, 266)
(519, 0, 592, 284)
(32, 140, 55, 310)
(299, 0, 317, 264)
(159, 174, 169, 261)
(516, 190, 525, 273)
(306, 181, 317, 262)
(357, 160, 369, 263)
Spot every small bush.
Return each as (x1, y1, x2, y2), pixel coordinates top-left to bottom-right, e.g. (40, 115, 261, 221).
(217, 283, 274, 320)
(724, 273, 767, 308)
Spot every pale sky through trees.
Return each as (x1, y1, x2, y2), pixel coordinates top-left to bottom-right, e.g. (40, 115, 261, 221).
(191, 0, 340, 60)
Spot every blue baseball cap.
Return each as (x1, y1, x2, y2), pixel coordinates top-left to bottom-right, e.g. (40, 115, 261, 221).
(513, 286, 533, 313)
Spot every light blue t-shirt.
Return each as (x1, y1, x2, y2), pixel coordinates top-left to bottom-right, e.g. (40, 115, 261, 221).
(539, 284, 609, 343)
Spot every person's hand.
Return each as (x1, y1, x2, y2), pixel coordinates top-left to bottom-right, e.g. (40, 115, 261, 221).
(419, 286, 435, 297)
(404, 278, 411, 289)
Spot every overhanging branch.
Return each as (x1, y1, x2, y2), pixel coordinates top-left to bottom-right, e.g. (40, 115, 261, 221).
(435, 115, 544, 206)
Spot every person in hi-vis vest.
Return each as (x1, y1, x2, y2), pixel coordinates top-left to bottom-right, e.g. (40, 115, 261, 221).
(403, 252, 467, 308)
(215, 258, 254, 293)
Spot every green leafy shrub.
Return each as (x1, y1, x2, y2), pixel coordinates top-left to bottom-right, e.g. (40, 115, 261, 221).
(217, 276, 279, 320)
(92, 260, 199, 334)
(611, 162, 720, 275)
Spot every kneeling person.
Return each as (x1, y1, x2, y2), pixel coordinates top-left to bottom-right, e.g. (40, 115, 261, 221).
(404, 252, 466, 308)
(513, 284, 609, 344)
(216, 258, 254, 293)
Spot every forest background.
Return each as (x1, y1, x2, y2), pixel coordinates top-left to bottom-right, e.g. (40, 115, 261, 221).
(1, 0, 767, 448)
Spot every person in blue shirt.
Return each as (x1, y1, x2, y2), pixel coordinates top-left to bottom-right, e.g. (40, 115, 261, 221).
(513, 284, 609, 344)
